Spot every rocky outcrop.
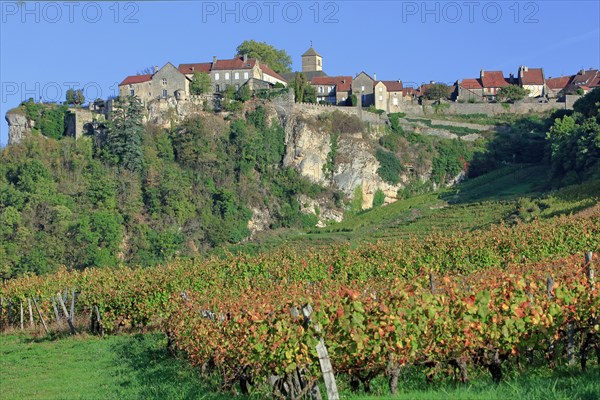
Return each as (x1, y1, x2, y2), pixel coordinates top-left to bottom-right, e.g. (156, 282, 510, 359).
(280, 111, 406, 209)
(6, 109, 34, 145)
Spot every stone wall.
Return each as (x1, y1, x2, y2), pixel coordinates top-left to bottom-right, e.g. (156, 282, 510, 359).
(394, 99, 569, 116)
(65, 108, 94, 139)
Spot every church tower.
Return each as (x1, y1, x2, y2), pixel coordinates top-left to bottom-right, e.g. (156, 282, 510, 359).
(302, 47, 323, 73)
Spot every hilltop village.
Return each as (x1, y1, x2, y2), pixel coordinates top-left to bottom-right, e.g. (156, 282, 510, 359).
(118, 46, 600, 113)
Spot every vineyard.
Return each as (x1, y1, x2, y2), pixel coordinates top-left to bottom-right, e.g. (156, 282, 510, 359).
(1, 209, 599, 398)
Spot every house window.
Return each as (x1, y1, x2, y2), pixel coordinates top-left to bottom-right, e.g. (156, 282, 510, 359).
(234, 72, 239, 80)
(129, 84, 132, 88)
(379, 95, 383, 101)
(162, 78, 167, 86)
(130, 89, 134, 96)
(225, 73, 230, 80)
(162, 89, 167, 97)
(379, 87, 383, 92)
(244, 72, 249, 79)
(216, 84, 220, 92)
(361, 85, 365, 91)
(393, 92, 397, 96)
(215, 73, 220, 80)
(149, 93, 151, 97)
(393, 98, 398, 106)
(235, 84, 239, 90)
(319, 87, 323, 93)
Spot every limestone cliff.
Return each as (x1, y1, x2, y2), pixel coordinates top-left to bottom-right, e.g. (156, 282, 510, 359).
(279, 109, 406, 209)
(5, 109, 34, 145)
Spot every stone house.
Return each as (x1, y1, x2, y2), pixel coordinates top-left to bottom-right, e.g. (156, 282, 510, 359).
(480, 69, 509, 100)
(457, 78, 484, 102)
(518, 66, 545, 97)
(352, 72, 375, 107)
(401, 87, 419, 102)
(374, 80, 404, 113)
(565, 68, 600, 94)
(310, 76, 352, 105)
(178, 55, 286, 94)
(118, 62, 189, 102)
(545, 76, 573, 98)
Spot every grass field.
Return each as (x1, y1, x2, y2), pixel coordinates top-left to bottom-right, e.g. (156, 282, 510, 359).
(1, 332, 598, 400)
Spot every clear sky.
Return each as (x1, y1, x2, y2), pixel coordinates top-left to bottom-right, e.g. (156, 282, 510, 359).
(1, 0, 599, 146)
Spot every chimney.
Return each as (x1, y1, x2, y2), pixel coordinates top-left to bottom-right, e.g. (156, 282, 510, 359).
(480, 69, 485, 77)
(213, 56, 217, 65)
(191, 66, 195, 72)
(524, 66, 528, 72)
(154, 66, 158, 74)
(243, 53, 248, 62)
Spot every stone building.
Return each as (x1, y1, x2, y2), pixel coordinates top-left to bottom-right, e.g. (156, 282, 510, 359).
(118, 63, 189, 102)
(310, 76, 352, 105)
(518, 66, 545, 97)
(179, 55, 286, 93)
(480, 69, 509, 100)
(352, 72, 375, 107)
(545, 76, 572, 98)
(282, 46, 328, 82)
(565, 68, 600, 94)
(457, 78, 484, 102)
(374, 80, 404, 113)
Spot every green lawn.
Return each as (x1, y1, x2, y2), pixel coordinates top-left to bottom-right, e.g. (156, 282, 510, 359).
(2, 332, 598, 400)
(0, 333, 223, 400)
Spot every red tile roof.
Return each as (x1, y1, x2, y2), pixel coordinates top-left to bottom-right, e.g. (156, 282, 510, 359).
(402, 88, 418, 96)
(311, 76, 352, 92)
(211, 57, 257, 71)
(119, 74, 152, 86)
(260, 64, 287, 83)
(571, 69, 599, 86)
(378, 80, 403, 92)
(545, 76, 572, 90)
(520, 68, 544, 85)
(178, 63, 212, 75)
(481, 71, 509, 88)
(460, 78, 482, 89)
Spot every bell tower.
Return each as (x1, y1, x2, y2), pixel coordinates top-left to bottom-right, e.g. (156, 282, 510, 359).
(302, 46, 323, 73)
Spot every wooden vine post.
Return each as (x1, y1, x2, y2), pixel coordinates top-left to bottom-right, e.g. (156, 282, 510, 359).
(585, 252, 594, 287)
(32, 297, 49, 334)
(57, 292, 75, 335)
(27, 298, 34, 328)
(301, 304, 338, 400)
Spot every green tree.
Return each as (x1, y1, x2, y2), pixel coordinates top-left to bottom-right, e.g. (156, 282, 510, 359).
(424, 84, 451, 102)
(105, 96, 144, 172)
(372, 189, 385, 208)
(293, 73, 307, 103)
(235, 40, 292, 73)
(573, 87, 600, 120)
(66, 88, 85, 106)
(190, 71, 212, 95)
(497, 85, 530, 103)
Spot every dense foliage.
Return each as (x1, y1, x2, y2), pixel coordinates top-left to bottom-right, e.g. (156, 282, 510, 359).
(0, 102, 326, 278)
(235, 40, 292, 74)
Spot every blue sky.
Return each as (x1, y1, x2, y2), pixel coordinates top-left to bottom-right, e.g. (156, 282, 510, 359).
(1, 0, 599, 146)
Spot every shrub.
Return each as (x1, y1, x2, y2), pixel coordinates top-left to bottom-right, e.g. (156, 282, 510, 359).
(376, 149, 403, 184)
(372, 189, 385, 208)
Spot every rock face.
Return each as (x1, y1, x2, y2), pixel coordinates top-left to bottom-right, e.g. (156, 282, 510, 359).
(6, 110, 34, 145)
(281, 111, 406, 209)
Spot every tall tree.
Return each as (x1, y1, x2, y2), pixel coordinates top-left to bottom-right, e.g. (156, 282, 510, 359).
(236, 40, 292, 73)
(497, 85, 529, 103)
(190, 71, 212, 95)
(106, 96, 144, 172)
(423, 84, 451, 102)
